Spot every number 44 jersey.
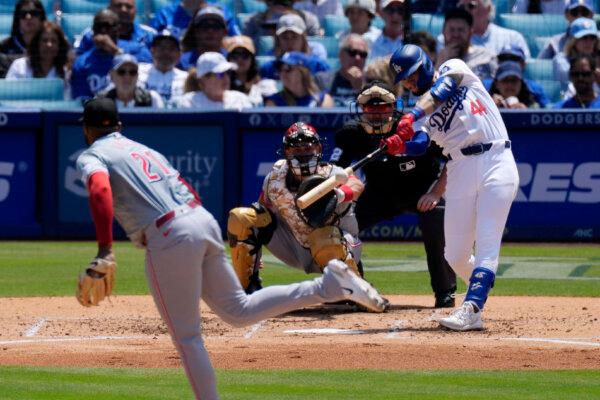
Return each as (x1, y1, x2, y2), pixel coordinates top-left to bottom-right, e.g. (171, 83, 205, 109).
(77, 132, 196, 245)
(413, 59, 510, 158)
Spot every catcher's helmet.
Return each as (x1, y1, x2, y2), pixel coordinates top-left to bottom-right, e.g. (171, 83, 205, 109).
(390, 44, 435, 95)
(356, 80, 398, 135)
(282, 122, 322, 178)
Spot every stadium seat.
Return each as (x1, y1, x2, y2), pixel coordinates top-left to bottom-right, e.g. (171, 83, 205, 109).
(60, 13, 94, 44)
(537, 80, 562, 104)
(257, 35, 274, 55)
(151, 0, 172, 14)
(237, 12, 253, 32)
(0, 79, 65, 101)
(327, 57, 340, 71)
(529, 36, 552, 58)
(255, 55, 275, 69)
(373, 16, 384, 30)
(309, 36, 339, 58)
(323, 15, 349, 37)
(497, 14, 567, 38)
(411, 13, 444, 37)
(242, 0, 267, 13)
(525, 59, 554, 82)
(0, 14, 12, 38)
(0, 0, 53, 14)
(493, 0, 512, 17)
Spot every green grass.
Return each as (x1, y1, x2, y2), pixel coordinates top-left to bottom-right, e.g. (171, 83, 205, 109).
(0, 367, 599, 399)
(0, 241, 599, 297)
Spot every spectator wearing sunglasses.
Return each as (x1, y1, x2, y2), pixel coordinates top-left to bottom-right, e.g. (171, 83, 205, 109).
(71, 10, 121, 100)
(453, 0, 530, 58)
(538, 0, 595, 59)
(97, 54, 164, 108)
(265, 51, 334, 107)
(553, 17, 599, 92)
(480, 44, 549, 107)
(224, 36, 277, 106)
(75, 0, 155, 63)
(336, 0, 381, 46)
(177, 51, 253, 110)
(437, 8, 496, 80)
(369, 0, 408, 61)
(489, 61, 539, 109)
(0, 0, 46, 76)
(138, 30, 187, 107)
(259, 14, 330, 79)
(151, 0, 240, 41)
(316, 34, 369, 107)
(555, 54, 600, 108)
(179, 6, 230, 71)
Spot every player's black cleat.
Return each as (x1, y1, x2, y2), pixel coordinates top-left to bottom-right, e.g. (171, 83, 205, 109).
(245, 270, 263, 294)
(434, 292, 455, 308)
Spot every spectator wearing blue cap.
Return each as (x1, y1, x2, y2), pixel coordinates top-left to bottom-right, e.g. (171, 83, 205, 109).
(489, 61, 539, 108)
(75, 0, 155, 63)
(453, 0, 530, 58)
(138, 30, 187, 107)
(538, 0, 595, 59)
(177, 51, 253, 110)
(151, 0, 240, 40)
(178, 6, 230, 71)
(97, 54, 164, 108)
(71, 10, 120, 99)
(555, 54, 600, 108)
(481, 44, 549, 107)
(553, 17, 598, 91)
(264, 51, 334, 107)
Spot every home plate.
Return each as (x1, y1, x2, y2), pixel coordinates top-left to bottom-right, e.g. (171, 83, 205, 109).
(284, 328, 366, 335)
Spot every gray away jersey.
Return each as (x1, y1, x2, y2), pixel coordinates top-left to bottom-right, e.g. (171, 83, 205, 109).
(76, 132, 195, 243)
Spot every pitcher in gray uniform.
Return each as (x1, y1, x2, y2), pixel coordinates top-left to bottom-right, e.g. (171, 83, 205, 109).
(75, 98, 387, 400)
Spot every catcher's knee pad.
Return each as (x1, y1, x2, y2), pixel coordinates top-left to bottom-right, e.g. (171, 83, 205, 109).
(227, 203, 275, 289)
(307, 226, 360, 276)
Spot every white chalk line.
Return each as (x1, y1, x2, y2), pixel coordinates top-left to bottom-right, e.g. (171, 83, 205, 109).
(23, 317, 47, 337)
(498, 337, 600, 347)
(284, 328, 366, 335)
(244, 321, 265, 339)
(0, 335, 149, 346)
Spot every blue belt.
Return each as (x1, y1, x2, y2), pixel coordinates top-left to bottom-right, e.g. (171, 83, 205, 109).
(448, 140, 511, 160)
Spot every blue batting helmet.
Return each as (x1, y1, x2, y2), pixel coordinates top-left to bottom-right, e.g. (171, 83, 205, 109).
(389, 44, 435, 95)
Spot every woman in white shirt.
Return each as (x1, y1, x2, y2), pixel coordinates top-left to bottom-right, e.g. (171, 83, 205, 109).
(177, 52, 253, 110)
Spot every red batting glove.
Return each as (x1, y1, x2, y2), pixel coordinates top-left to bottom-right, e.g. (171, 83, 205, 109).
(396, 113, 415, 141)
(383, 135, 406, 155)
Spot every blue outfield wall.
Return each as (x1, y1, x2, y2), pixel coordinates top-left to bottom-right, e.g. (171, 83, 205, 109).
(0, 108, 598, 241)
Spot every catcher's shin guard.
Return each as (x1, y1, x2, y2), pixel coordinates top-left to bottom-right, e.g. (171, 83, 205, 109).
(227, 203, 275, 289)
(307, 226, 361, 276)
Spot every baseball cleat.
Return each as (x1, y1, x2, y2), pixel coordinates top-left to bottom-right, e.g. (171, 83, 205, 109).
(439, 301, 483, 331)
(324, 260, 387, 313)
(434, 292, 455, 308)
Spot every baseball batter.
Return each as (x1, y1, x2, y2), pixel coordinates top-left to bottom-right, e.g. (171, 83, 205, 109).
(385, 44, 519, 331)
(75, 98, 387, 400)
(227, 122, 368, 294)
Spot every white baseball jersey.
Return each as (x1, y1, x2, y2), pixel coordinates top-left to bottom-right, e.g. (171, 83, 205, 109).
(138, 62, 187, 103)
(414, 59, 508, 157)
(76, 132, 195, 244)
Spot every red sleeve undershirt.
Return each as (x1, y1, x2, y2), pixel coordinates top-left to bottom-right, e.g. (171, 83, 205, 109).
(178, 176, 202, 204)
(88, 171, 113, 247)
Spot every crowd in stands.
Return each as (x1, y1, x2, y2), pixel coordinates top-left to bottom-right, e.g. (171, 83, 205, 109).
(1, 0, 600, 109)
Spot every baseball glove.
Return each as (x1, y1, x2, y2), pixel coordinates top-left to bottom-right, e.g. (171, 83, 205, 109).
(295, 175, 338, 228)
(76, 258, 116, 307)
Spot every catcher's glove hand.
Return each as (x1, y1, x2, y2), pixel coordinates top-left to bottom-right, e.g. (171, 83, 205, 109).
(76, 258, 116, 307)
(295, 175, 338, 228)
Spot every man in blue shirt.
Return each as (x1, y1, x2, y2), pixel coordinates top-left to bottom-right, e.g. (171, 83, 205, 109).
(150, 0, 240, 40)
(369, 0, 407, 60)
(71, 10, 120, 99)
(555, 55, 600, 108)
(75, 0, 156, 63)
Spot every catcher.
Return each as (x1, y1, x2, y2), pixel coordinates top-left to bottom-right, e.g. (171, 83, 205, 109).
(228, 122, 367, 295)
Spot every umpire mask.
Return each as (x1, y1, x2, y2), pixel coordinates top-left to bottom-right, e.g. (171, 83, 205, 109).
(356, 81, 398, 136)
(282, 122, 323, 179)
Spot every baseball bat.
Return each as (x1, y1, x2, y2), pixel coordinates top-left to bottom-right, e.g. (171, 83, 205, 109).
(296, 146, 387, 209)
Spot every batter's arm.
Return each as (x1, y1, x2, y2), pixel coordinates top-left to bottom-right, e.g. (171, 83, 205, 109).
(413, 72, 464, 117)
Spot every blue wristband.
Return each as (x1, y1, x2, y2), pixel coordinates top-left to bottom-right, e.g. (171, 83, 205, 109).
(410, 107, 425, 121)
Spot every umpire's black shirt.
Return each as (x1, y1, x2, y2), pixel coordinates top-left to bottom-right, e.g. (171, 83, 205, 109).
(331, 119, 444, 208)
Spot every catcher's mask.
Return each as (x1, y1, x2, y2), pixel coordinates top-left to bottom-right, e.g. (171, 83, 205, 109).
(355, 81, 399, 136)
(282, 122, 323, 179)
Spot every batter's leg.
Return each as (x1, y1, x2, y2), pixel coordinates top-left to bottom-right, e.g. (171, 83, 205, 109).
(443, 193, 477, 284)
(417, 204, 457, 301)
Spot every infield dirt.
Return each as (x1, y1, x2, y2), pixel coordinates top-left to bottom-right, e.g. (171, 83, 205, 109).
(0, 295, 599, 370)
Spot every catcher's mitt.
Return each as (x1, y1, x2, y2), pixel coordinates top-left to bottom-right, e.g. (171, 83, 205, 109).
(295, 175, 338, 228)
(76, 258, 116, 307)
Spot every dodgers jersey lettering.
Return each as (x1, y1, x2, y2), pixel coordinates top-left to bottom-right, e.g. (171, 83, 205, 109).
(76, 132, 195, 240)
(414, 59, 508, 157)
